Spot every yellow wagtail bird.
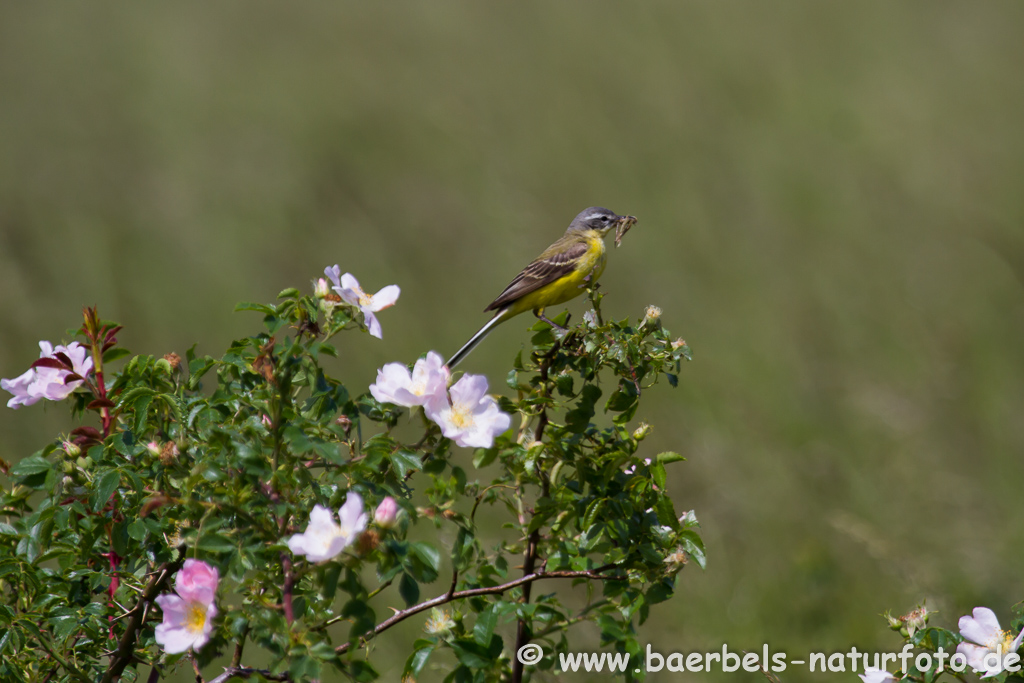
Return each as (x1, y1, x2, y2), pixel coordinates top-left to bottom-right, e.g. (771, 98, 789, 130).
(446, 207, 637, 368)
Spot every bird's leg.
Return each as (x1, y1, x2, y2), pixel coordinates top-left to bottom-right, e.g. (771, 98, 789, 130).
(535, 309, 569, 331)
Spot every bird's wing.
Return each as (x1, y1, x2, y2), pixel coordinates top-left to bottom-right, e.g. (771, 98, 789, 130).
(484, 237, 589, 311)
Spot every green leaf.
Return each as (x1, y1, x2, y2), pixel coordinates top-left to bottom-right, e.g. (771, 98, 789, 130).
(197, 532, 236, 553)
(283, 425, 313, 454)
(679, 530, 706, 570)
(11, 456, 51, 477)
(565, 385, 602, 433)
(133, 394, 153, 435)
(605, 381, 638, 412)
(278, 287, 302, 299)
(406, 542, 441, 583)
(583, 498, 604, 530)
(127, 520, 148, 541)
(399, 573, 420, 607)
(651, 461, 667, 489)
(473, 604, 498, 646)
(405, 647, 433, 679)
(390, 450, 422, 479)
(453, 527, 474, 570)
(234, 302, 277, 315)
(102, 347, 132, 364)
(91, 469, 121, 512)
(451, 638, 494, 669)
(473, 447, 498, 469)
(656, 451, 686, 464)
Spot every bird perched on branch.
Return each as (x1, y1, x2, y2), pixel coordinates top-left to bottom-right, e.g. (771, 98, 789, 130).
(447, 206, 636, 369)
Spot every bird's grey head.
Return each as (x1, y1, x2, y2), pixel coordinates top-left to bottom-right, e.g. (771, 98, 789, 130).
(566, 206, 622, 234)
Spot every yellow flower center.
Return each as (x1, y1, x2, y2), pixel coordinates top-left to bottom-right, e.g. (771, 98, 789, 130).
(990, 630, 1018, 653)
(185, 602, 208, 633)
(449, 406, 474, 429)
(355, 288, 372, 307)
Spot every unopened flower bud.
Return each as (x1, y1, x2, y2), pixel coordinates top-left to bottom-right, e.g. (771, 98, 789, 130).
(632, 422, 651, 441)
(374, 497, 399, 529)
(314, 277, 330, 299)
(62, 440, 81, 458)
(146, 441, 161, 457)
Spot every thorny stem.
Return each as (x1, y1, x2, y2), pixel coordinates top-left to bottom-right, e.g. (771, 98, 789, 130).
(512, 340, 558, 683)
(334, 566, 623, 655)
(207, 668, 290, 683)
(101, 558, 185, 683)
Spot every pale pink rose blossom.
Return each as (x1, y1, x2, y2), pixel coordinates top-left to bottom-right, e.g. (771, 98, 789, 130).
(2, 341, 94, 409)
(426, 374, 511, 449)
(324, 266, 400, 339)
(369, 351, 449, 412)
(288, 492, 368, 563)
(154, 559, 219, 654)
(957, 607, 1024, 678)
(859, 668, 898, 683)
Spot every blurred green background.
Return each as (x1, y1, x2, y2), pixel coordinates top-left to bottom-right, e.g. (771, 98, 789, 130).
(2, 3, 1024, 681)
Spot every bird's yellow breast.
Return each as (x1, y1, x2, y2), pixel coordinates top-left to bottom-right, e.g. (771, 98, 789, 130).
(507, 230, 607, 316)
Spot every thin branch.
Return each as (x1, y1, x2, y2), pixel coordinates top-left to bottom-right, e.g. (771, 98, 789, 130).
(281, 551, 295, 625)
(513, 341, 557, 683)
(469, 484, 516, 526)
(101, 558, 185, 683)
(230, 622, 249, 668)
(446, 568, 459, 600)
(312, 579, 394, 632)
(335, 567, 623, 655)
(189, 652, 204, 683)
(33, 636, 91, 683)
(207, 667, 291, 683)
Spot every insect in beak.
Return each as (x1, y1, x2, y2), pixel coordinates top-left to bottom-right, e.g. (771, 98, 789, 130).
(614, 215, 637, 247)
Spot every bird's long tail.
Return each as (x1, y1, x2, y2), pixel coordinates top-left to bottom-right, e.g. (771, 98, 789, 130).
(447, 309, 509, 369)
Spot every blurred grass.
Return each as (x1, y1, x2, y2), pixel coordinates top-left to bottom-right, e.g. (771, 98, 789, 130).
(2, 3, 1024, 681)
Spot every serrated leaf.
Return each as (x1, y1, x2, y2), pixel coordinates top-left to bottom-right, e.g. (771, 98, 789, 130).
(390, 450, 422, 479)
(473, 605, 498, 646)
(399, 573, 419, 607)
(11, 456, 50, 477)
(102, 347, 132, 364)
(651, 461, 667, 489)
(133, 394, 152, 435)
(91, 469, 121, 512)
(234, 302, 277, 315)
(565, 384, 602, 433)
(405, 647, 433, 678)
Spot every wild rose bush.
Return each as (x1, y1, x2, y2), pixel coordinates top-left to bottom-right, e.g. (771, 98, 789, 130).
(0, 269, 697, 682)
(861, 603, 1024, 682)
